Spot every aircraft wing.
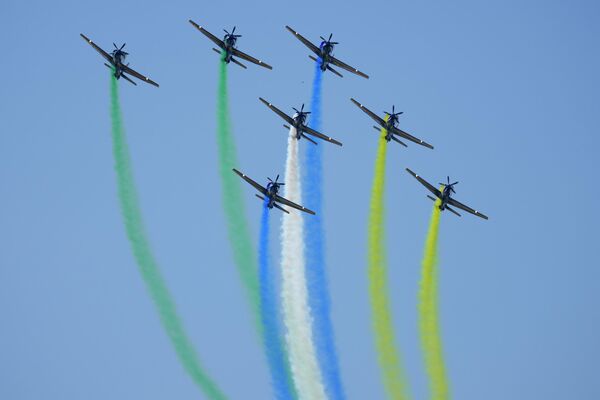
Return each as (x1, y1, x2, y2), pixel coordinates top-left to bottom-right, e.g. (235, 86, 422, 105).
(330, 56, 369, 79)
(121, 65, 159, 87)
(390, 126, 433, 149)
(302, 125, 343, 146)
(233, 169, 268, 196)
(285, 26, 321, 56)
(274, 194, 316, 215)
(447, 198, 488, 220)
(231, 48, 272, 70)
(350, 98, 385, 126)
(189, 20, 225, 49)
(405, 168, 442, 198)
(80, 34, 113, 64)
(259, 98, 295, 125)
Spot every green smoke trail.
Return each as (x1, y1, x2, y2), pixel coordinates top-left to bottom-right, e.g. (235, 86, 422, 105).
(419, 199, 449, 400)
(216, 61, 297, 399)
(109, 75, 226, 400)
(367, 127, 410, 400)
(216, 61, 261, 330)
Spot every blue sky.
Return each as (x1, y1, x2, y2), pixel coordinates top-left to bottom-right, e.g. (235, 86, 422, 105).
(1, 0, 599, 398)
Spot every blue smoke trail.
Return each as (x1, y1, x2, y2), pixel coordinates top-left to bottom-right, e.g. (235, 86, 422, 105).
(259, 200, 296, 400)
(303, 59, 346, 400)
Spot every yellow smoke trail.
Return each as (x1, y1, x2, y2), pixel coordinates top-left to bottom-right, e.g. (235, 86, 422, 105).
(368, 124, 410, 400)
(419, 198, 449, 400)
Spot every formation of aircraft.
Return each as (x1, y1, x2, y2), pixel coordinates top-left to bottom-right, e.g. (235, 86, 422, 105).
(259, 98, 342, 146)
(233, 169, 315, 215)
(350, 98, 433, 149)
(80, 34, 159, 87)
(80, 24, 487, 220)
(189, 20, 272, 70)
(286, 26, 369, 79)
(405, 169, 488, 220)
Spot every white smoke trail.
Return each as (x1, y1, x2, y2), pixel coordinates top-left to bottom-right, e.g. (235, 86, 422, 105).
(281, 128, 327, 400)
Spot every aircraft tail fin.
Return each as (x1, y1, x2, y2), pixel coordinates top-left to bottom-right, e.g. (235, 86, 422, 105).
(445, 205, 462, 217)
(326, 64, 343, 78)
(390, 135, 408, 147)
(231, 57, 247, 69)
(300, 133, 318, 145)
(273, 202, 290, 214)
(307, 55, 343, 77)
(121, 73, 137, 86)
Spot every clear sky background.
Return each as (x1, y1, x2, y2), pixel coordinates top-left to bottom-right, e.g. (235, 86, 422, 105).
(1, 0, 599, 399)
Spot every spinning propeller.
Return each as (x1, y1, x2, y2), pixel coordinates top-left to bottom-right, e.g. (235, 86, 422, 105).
(292, 103, 311, 116)
(320, 33, 339, 46)
(112, 43, 128, 56)
(383, 105, 403, 121)
(224, 26, 242, 38)
(439, 176, 459, 193)
(267, 174, 285, 187)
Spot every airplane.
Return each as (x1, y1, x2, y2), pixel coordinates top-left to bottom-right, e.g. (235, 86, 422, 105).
(189, 20, 272, 70)
(259, 97, 342, 146)
(233, 169, 315, 215)
(350, 98, 433, 149)
(285, 26, 368, 79)
(405, 168, 488, 220)
(80, 34, 159, 87)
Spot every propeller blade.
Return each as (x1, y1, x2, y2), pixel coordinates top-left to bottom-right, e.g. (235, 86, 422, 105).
(328, 33, 333, 41)
(450, 181, 459, 186)
(276, 174, 280, 182)
(120, 43, 126, 50)
(320, 36, 326, 42)
(301, 103, 305, 112)
(113, 43, 118, 49)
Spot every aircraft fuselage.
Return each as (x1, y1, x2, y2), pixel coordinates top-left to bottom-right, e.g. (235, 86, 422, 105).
(264, 182, 282, 209)
(382, 118, 398, 142)
(222, 36, 237, 63)
(439, 187, 453, 210)
(318, 42, 334, 71)
(111, 52, 126, 79)
(291, 113, 309, 140)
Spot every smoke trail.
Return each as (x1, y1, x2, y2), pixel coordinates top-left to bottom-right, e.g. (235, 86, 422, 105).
(304, 60, 346, 400)
(367, 126, 410, 400)
(281, 128, 327, 400)
(109, 75, 226, 400)
(216, 60, 261, 330)
(419, 200, 449, 400)
(258, 200, 297, 400)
